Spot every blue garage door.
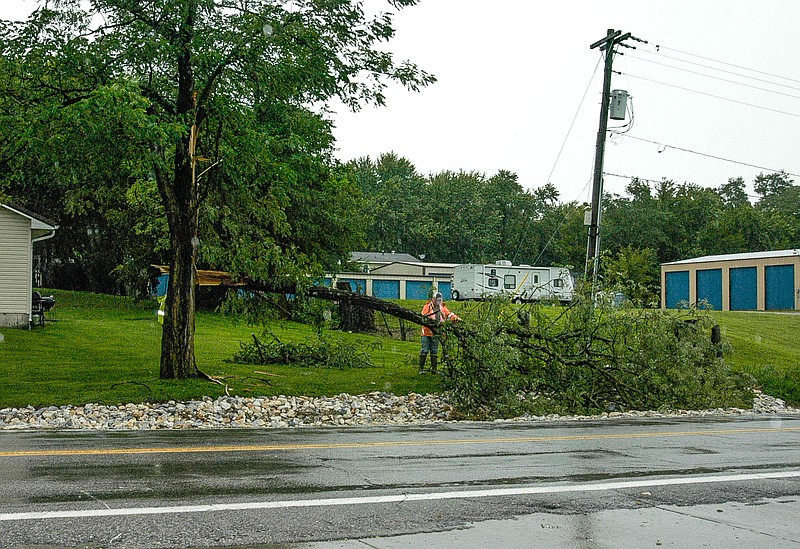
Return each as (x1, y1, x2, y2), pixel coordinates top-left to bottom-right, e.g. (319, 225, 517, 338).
(696, 269, 722, 310)
(338, 278, 366, 294)
(437, 281, 452, 300)
(406, 281, 435, 300)
(729, 267, 757, 310)
(765, 264, 795, 310)
(665, 271, 690, 309)
(372, 280, 400, 299)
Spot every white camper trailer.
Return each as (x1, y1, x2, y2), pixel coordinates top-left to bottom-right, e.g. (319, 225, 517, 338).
(451, 261, 575, 303)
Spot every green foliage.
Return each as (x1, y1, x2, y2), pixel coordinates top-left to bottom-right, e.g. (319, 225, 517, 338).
(350, 160, 798, 301)
(232, 331, 374, 369)
(438, 300, 526, 418)
(600, 246, 660, 307)
(347, 156, 578, 266)
(348, 152, 429, 257)
(442, 298, 755, 419)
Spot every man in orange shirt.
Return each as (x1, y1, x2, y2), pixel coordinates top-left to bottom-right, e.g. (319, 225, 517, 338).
(419, 292, 460, 374)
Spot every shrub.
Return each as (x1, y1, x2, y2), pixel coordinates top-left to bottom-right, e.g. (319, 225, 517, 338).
(232, 331, 374, 369)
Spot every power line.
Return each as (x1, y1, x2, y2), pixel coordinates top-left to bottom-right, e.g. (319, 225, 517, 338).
(604, 172, 669, 186)
(652, 44, 800, 86)
(636, 50, 800, 92)
(626, 54, 800, 100)
(621, 135, 800, 178)
(621, 72, 800, 119)
(544, 56, 602, 186)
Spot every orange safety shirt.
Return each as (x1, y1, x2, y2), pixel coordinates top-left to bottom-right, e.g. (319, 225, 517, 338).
(420, 300, 460, 337)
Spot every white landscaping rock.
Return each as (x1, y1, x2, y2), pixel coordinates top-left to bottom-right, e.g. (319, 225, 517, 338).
(0, 391, 796, 431)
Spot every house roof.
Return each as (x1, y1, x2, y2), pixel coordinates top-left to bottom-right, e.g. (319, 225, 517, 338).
(1, 203, 59, 231)
(662, 249, 800, 266)
(351, 251, 420, 263)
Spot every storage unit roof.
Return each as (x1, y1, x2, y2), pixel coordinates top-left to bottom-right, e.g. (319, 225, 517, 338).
(351, 251, 419, 263)
(662, 249, 800, 266)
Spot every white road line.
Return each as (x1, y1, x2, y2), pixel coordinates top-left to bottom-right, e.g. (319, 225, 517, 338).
(2, 471, 799, 522)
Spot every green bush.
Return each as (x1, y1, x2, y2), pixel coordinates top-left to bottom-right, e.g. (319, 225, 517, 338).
(233, 331, 374, 369)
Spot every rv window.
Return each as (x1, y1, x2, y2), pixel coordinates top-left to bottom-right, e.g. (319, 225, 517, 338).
(533, 275, 539, 284)
(504, 275, 516, 289)
(488, 278, 499, 288)
(490, 269, 496, 276)
(553, 279, 563, 288)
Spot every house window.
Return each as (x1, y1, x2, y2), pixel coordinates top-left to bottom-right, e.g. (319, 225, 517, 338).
(488, 278, 499, 288)
(504, 275, 516, 289)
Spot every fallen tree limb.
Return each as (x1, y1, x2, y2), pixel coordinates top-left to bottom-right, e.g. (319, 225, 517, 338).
(195, 368, 230, 396)
(241, 281, 446, 334)
(239, 280, 558, 345)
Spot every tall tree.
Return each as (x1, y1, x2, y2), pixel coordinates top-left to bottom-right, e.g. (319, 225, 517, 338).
(754, 172, 800, 234)
(2, 0, 434, 379)
(718, 177, 749, 207)
(424, 170, 499, 263)
(603, 178, 672, 262)
(349, 152, 428, 257)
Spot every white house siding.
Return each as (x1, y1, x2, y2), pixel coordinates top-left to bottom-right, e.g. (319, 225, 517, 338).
(0, 208, 32, 326)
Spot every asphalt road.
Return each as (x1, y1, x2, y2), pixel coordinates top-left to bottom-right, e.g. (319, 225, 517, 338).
(0, 414, 799, 548)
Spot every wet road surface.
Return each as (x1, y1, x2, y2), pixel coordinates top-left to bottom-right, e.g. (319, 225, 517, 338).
(0, 414, 798, 547)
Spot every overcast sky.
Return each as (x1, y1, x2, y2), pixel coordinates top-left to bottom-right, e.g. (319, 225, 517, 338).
(4, 0, 800, 202)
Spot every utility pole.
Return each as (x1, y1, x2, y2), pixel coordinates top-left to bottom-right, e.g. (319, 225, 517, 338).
(585, 29, 633, 292)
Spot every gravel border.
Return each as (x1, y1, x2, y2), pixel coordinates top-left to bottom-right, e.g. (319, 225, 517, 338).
(1, 391, 797, 431)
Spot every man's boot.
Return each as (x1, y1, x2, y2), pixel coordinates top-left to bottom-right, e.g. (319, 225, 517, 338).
(430, 354, 438, 375)
(418, 353, 427, 374)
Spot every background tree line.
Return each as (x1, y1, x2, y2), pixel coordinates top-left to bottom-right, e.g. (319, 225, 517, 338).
(350, 154, 799, 304)
(3, 134, 798, 309)
(3, 123, 797, 307)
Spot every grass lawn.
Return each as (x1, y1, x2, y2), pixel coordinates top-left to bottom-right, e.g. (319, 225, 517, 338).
(0, 290, 440, 408)
(0, 290, 798, 408)
(711, 311, 800, 405)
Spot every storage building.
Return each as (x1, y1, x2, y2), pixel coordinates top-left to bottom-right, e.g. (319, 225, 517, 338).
(327, 252, 458, 300)
(661, 249, 800, 311)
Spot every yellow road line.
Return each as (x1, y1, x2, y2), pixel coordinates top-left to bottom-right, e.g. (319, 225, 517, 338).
(1, 426, 798, 458)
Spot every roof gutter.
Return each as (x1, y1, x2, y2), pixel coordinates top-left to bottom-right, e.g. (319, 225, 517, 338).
(32, 229, 58, 244)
